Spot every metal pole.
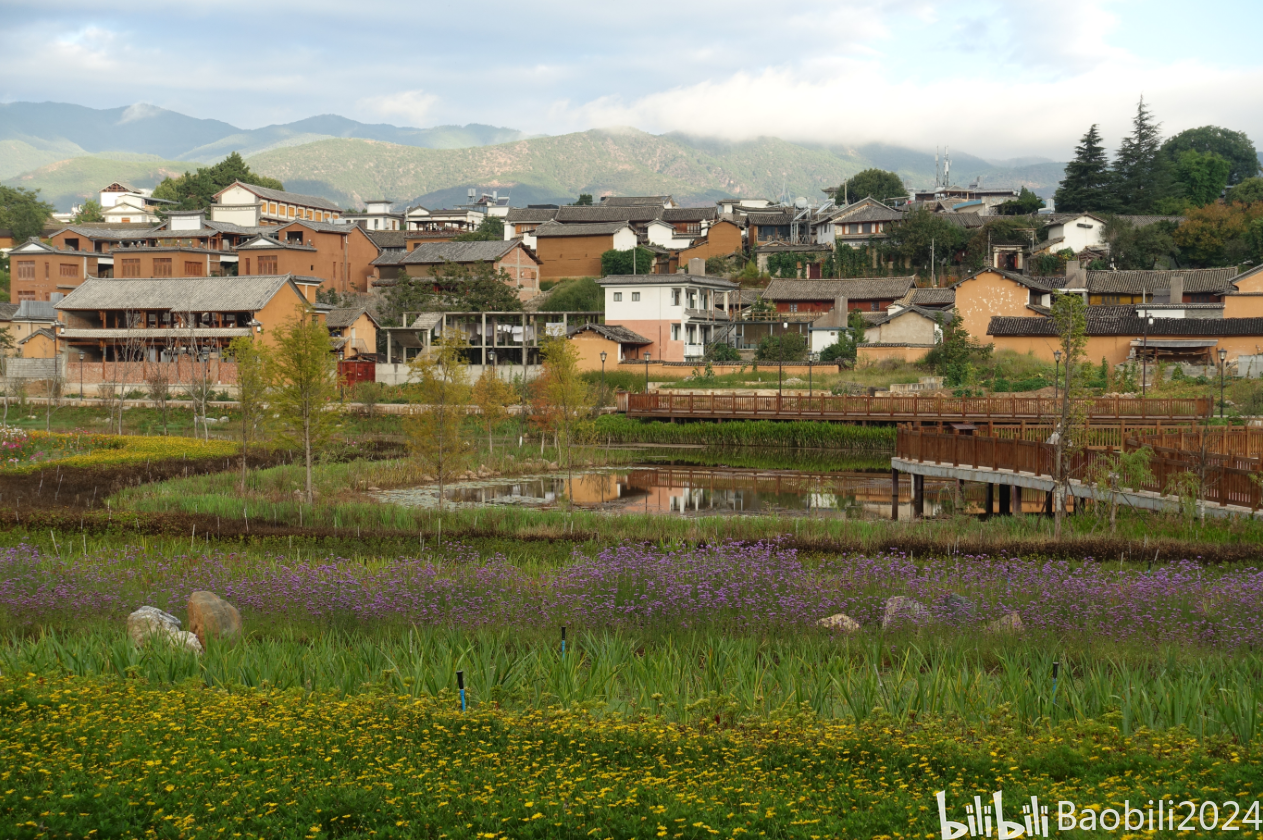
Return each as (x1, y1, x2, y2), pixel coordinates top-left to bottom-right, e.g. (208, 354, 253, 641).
(1142, 315, 1149, 398)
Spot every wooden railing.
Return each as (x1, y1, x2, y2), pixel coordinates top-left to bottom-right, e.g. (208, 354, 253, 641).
(895, 426, 1263, 511)
(1130, 428, 1263, 462)
(627, 393, 1211, 423)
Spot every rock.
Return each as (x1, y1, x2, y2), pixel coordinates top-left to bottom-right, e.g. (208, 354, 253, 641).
(187, 591, 242, 648)
(988, 612, 1024, 634)
(366, 485, 382, 492)
(940, 593, 976, 623)
(127, 606, 182, 645)
(881, 596, 931, 629)
(218, 416, 229, 424)
(169, 631, 205, 654)
(548, 461, 559, 471)
(817, 613, 861, 633)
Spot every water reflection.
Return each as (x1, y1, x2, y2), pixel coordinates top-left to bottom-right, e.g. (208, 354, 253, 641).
(381, 468, 977, 520)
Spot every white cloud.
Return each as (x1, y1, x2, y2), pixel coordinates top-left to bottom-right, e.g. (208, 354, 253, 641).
(118, 102, 164, 123)
(356, 90, 439, 128)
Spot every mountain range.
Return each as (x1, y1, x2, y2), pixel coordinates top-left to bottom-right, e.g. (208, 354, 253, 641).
(0, 102, 1067, 210)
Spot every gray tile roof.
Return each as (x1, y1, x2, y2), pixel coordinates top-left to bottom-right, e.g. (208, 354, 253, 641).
(898, 287, 956, 308)
(505, 207, 559, 223)
(55, 275, 300, 313)
(661, 207, 718, 222)
(223, 181, 341, 212)
(569, 323, 652, 344)
(533, 221, 632, 238)
(237, 235, 317, 252)
(371, 250, 410, 266)
(1085, 267, 1238, 296)
(746, 209, 796, 225)
(955, 267, 1057, 293)
(555, 205, 664, 223)
(600, 196, 671, 206)
(52, 225, 158, 240)
(402, 240, 523, 264)
(762, 277, 915, 301)
(366, 230, 407, 249)
(598, 274, 738, 290)
(0, 303, 18, 321)
(988, 307, 1263, 337)
(325, 307, 378, 329)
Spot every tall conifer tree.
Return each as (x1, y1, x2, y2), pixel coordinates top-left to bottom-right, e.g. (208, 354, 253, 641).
(1054, 125, 1113, 213)
(1112, 98, 1174, 214)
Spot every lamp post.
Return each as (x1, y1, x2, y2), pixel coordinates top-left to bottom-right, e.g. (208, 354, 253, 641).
(1053, 350, 1061, 409)
(1141, 315, 1153, 398)
(78, 353, 84, 399)
(779, 321, 788, 399)
(1218, 348, 1228, 420)
(599, 350, 607, 402)
(643, 352, 651, 394)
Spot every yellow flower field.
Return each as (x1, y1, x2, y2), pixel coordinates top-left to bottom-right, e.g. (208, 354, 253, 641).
(1, 675, 1259, 838)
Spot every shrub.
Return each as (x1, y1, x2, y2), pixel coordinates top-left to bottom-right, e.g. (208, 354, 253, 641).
(755, 332, 807, 362)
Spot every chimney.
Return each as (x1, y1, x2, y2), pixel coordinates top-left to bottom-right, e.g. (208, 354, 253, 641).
(1168, 275, 1184, 306)
(688, 257, 705, 276)
(835, 295, 848, 316)
(1064, 258, 1085, 289)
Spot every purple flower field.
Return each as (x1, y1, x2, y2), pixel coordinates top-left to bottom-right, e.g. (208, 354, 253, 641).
(2, 540, 1260, 648)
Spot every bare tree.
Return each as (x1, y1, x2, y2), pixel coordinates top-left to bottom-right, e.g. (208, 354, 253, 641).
(179, 310, 218, 441)
(40, 365, 65, 432)
(146, 339, 174, 436)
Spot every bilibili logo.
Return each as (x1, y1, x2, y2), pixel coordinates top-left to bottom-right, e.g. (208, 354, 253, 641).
(936, 791, 1050, 839)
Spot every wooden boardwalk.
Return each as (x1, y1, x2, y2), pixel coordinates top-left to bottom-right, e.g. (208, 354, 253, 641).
(627, 392, 1211, 425)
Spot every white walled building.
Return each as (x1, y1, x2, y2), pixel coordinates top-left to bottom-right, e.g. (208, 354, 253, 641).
(599, 270, 739, 362)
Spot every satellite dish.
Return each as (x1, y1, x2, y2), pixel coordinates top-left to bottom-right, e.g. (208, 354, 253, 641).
(794, 196, 809, 209)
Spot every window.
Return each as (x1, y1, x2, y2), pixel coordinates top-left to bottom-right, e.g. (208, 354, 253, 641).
(613, 292, 623, 302)
(871, 301, 879, 311)
(671, 324, 681, 341)
(270, 203, 278, 215)
(671, 288, 681, 306)
(17, 290, 34, 301)
(243, 257, 251, 274)
(258, 255, 278, 274)
(789, 303, 798, 313)
(153, 258, 172, 277)
(631, 291, 640, 302)
(688, 291, 697, 308)
(184, 261, 203, 277)
(15, 261, 34, 280)
(120, 258, 140, 278)
(288, 206, 295, 217)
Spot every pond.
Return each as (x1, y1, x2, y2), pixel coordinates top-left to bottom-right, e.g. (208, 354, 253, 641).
(375, 465, 993, 520)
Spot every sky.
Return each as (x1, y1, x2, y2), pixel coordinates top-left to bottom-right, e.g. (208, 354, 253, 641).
(3, 0, 1262, 161)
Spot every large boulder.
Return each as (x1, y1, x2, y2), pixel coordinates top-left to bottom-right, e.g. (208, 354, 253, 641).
(987, 612, 1024, 634)
(881, 596, 931, 629)
(940, 593, 976, 623)
(127, 606, 204, 654)
(817, 613, 861, 633)
(187, 591, 242, 648)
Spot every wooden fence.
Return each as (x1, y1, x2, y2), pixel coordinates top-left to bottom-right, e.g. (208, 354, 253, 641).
(628, 392, 1211, 423)
(895, 426, 1263, 511)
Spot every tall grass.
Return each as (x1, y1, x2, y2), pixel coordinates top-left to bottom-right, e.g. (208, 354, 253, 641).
(6, 629, 1261, 740)
(591, 415, 896, 448)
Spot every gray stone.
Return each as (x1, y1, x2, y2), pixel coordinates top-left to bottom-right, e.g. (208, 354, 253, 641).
(941, 593, 976, 622)
(817, 613, 861, 633)
(881, 596, 931, 629)
(127, 606, 181, 645)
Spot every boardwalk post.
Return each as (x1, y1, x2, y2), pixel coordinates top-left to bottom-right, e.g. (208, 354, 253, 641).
(1013, 485, 1023, 516)
(999, 483, 1011, 516)
(891, 468, 900, 520)
(985, 483, 994, 516)
(1044, 490, 1053, 516)
(913, 474, 925, 519)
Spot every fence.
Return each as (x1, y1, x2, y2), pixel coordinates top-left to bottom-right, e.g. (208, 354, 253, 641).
(628, 392, 1211, 423)
(895, 426, 1263, 511)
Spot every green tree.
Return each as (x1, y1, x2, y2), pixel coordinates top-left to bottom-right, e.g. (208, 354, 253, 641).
(270, 316, 341, 505)
(755, 331, 807, 362)
(1172, 201, 1263, 267)
(600, 247, 656, 276)
(885, 206, 967, 275)
(538, 277, 604, 312)
(706, 343, 741, 362)
(386, 261, 522, 317)
(228, 335, 272, 493)
(71, 200, 105, 224)
(834, 169, 906, 204)
(452, 215, 505, 241)
(572, 194, 594, 206)
(151, 152, 286, 214)
(819, 309, 868, 363)
(471, 367, 515, 454)
(1054, 125, 1115, 213)
(1173, 150, 1232, 208)
(1161, 125, 1260, 186)
(534, 337, 594, 504)
(0, 185, 54, 243)
(1226, 177, 1263, 205)
(996, 187, 1046, 216)
(1112, 97, 1175, 214)
(925, 309, 992, 387)
(1050, 293, 1088, 540)
(406, 334, 472, 511)
(1102, 215, 1180, 269)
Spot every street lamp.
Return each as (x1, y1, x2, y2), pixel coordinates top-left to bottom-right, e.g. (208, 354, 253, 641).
(1218, 348, 1228, 420)
(779, 321, 788, 399)
(599, 350, 607, 402)
(643, 352, 651, 394)
(1053, 350, 1061, 408)
(78, 353, 84, 399)
(1141, 315, 1153, 398)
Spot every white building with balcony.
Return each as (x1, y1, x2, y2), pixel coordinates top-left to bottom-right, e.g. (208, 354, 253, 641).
(598, 270, 739, 362)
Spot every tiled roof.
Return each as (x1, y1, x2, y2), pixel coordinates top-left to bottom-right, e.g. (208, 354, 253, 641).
(533, 221, 631, 238)
(569, 323, 652, 344)
(598, 274, 738, 290)
(55, 276, 300, 312)
(555, 206, 664, 223)
(988, 308, 1263, 337)
(600, 196, 671, 206)
(52, 225, 157, 240)
(371, 250, 410, 266)
(366, 230, 407, 249)
(505, 207, 559, 223)
(1085, 267, 1239, 295)
(325, 307, 378, 329)
(661, 207, 718, 222)
(0, 303, 18, 321)
(955, 267, 1057, 293)
(402, 240, 522, 264)
(237, 235, 317, 252)
(762, 277, 916, 301)
(898, 287, 955, 307)
(219, 181, 341, 212)
(746, 209, 796, 225)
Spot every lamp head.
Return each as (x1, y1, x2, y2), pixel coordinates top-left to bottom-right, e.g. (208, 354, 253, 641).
(1053, 350, 1061, 362)
(600, 351, 607, 362)
(644, 353, 651, 361)
(1219, 348, 1227, 362)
